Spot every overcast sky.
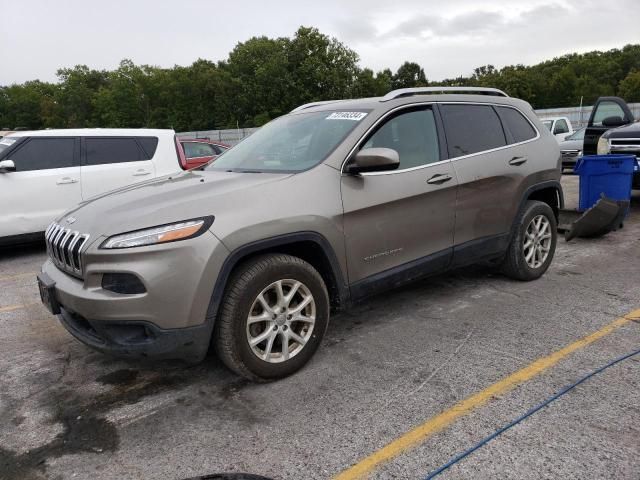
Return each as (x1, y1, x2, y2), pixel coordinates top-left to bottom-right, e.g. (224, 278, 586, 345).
(1, 0, 638, 85)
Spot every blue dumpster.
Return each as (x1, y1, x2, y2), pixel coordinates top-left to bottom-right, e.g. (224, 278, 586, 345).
(574, 154, 635, 211)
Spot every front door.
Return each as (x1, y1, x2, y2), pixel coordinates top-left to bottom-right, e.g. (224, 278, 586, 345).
(341, 106, 458, 297)
(0, 136, 81, 237)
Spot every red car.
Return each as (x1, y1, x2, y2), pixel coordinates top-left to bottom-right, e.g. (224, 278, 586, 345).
(177, 139, 230, 169)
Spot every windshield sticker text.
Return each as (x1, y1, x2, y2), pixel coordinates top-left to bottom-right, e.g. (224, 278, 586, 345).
(326, 112, 368, 121)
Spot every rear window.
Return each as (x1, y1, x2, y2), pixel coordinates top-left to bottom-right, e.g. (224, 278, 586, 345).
(213, 144, 228, 155)
(85, 137, 147, 166)
(9, 137, 75, 171)
(137, 137, 159, 159)
(496, 107, 537, 143)
(440, 104, 507, 158)
(182, 142, 215, 158)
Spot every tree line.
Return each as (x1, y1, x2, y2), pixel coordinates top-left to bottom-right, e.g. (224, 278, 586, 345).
(1, 27, 639, 132)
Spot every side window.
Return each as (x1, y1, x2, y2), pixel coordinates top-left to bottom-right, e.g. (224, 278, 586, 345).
(137, 137, 159, 159)
(554, 119, 569, 134)
(213, 144, 228, 155)
(85, 138, 142, 166)
(183, 142, 215, 159)
(440, 104, 507, 158)
(9, 137, 75, 172)
(496, 106, 537, 143)
(591, 101, 625, 126)
(363, 108, 440, 169)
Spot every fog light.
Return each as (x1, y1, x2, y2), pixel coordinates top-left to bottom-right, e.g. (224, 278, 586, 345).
(102, 273, 146, 294)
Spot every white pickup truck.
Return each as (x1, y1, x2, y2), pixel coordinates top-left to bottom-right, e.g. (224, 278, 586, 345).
(0, 129, 194, 245)
(540, 116, 574, 141)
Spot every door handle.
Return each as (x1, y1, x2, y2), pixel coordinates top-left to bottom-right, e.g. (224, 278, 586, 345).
(56, 177, 78, 185)
(426, 174, 453, 185)
(509, 156, 528, 166)
(133, 169, 151, 176)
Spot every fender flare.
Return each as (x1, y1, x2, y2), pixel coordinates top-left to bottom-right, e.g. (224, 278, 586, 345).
(204, 231, 348, 326)
(510, 180, 564, 235)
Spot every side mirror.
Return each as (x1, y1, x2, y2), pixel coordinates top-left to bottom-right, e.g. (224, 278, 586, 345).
(602, 115, 626, 128)
(346, 148, 399, 174)
(0, 159, 15, 173)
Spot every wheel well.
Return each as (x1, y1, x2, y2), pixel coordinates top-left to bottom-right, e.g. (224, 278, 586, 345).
(527, 186, 561, 220)
(230, 241, 344, 311)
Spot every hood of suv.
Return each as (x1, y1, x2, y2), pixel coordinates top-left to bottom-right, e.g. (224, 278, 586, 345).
(59, 170, 292, 240)
(602, 121, 640, 139)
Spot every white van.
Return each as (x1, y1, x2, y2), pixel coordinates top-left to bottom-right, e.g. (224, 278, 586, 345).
(0, 129, 189, 244)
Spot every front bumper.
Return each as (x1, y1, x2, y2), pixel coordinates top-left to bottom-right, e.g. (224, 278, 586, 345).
(41, 230, 229, 362)
(561, 153, 580, 170)
(58, 306, 212, 362)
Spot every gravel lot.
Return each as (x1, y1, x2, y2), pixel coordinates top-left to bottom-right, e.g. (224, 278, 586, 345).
(1, 175, 639, 480)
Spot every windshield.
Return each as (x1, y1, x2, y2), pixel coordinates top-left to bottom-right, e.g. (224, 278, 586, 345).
(567, 128, 585, 141)
(542, 120, 553, 131)
(0, 136, 18, 154)
(206, 110, 369, 173)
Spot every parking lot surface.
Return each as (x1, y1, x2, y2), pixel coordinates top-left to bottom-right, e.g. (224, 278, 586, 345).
(1, 175, 639, 480)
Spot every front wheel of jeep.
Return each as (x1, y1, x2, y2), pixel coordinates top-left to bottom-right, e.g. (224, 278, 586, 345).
(501, 200, 557, 281)
(214, 253, 330, 381)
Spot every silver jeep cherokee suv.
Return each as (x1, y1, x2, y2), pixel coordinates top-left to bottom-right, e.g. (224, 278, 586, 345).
(38, 87, 562, 381)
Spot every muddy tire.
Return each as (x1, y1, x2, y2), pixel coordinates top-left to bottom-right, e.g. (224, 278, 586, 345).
(214, 254, 329, 381)
(501, 200, 557, 281)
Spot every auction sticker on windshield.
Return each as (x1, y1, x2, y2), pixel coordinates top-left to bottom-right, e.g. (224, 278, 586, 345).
(326, 112, 368, 121)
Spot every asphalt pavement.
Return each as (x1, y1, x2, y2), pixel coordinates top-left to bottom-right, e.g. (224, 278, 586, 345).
(1, 175, 639, 480)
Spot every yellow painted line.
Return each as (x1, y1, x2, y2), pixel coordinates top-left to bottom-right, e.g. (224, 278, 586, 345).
(334, 308, 640, 480)
(0, 302, 39, 313)
(0, 272, 37, 282)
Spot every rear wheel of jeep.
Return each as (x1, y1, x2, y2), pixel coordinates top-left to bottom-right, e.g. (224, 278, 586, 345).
(214, 253, 330, 381)
(501, 200, 557, 281)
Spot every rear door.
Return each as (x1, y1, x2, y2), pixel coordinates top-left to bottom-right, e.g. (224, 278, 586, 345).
(583, 97, 634, 155)
(341, 105, 458, 291)
(441, 103, 533, 263)
(80, 136, 158, 199)
(0, 136, 80, 236)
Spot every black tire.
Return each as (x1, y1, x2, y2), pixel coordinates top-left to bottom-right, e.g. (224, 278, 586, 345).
(214, 253, 329, 381)
(501, 200, 557, 281)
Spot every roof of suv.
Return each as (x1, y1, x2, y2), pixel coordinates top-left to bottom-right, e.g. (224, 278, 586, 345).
(292, 93, 533, 116)
(6, 128, 175, 138)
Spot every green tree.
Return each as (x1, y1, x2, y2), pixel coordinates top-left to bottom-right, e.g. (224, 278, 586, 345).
(55, 65, 108, 127)
(392, 62, 427, 89)
(618, 69, 640, 102)
(286, 27, 360, 106)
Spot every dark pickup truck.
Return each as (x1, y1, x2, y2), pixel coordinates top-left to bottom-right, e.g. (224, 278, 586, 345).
(583, 96, 640, 189)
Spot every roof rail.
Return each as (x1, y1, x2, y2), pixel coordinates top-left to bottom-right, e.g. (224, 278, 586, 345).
(381, 87, 509, 102)
(290, 100, 346, 113)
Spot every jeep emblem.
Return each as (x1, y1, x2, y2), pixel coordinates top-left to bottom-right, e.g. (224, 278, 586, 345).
(66, 216, 76, 224)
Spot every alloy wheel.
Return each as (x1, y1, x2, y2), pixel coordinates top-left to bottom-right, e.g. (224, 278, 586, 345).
(523, 214, 552, 268)
(245, 279, 316, 363)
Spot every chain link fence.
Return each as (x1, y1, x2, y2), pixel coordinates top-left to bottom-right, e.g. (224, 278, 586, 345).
(176, 128, 259, 146)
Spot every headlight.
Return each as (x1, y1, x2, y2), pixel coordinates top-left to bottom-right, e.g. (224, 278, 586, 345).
(597, 137, 610, 155)
(101, 217, 214, 249)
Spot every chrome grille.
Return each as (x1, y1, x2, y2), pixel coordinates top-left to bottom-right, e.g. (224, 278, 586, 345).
(45, 223, 90, 277)
(609, 138, 640, 159)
